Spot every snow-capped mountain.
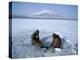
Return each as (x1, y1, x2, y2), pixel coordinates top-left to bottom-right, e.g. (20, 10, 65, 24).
(32, 9, 55, 15)
(31, 9, 61, 18)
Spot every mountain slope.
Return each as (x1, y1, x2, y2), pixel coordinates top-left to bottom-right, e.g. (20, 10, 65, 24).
(31, 9, 61, 18)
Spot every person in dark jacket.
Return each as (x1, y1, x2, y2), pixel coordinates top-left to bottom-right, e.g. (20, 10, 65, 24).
(31, 30, 41, 47)
(50, 33, 61, 48)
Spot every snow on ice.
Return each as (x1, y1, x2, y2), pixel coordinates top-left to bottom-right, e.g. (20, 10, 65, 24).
(12, 19, 78, 58)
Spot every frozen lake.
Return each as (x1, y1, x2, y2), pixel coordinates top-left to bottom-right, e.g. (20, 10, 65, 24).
(12, 19, 78, 44)
(11, 19, 78, 58)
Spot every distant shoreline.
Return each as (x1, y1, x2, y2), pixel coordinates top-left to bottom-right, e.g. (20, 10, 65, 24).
(9, 18, 78, 20)
(9, 15, 77, 20)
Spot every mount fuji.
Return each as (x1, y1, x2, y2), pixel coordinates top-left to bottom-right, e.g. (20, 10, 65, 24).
(30, 9, 62, 18)
(32, 9, 55, 15)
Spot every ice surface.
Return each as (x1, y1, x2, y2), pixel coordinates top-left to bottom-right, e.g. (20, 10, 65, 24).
(11, 19, 78, 58)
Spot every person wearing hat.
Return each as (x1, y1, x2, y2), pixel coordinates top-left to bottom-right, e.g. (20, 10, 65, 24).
(31, 30, 41, 47)
(50, 33, 61, 48)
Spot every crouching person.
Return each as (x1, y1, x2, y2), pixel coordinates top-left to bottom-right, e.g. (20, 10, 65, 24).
(50, 33, 61, 48)
(31, 30, 41, 47)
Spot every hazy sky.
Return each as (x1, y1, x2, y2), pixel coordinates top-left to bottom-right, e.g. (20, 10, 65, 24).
(11, 1, 78, 18)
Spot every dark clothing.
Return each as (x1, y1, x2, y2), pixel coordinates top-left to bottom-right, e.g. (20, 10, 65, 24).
(31, 30, 41, 46)
(31, 33, 39, 41)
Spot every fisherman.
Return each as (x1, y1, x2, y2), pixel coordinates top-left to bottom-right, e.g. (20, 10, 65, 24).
(31, 30, 41, 47)
(50, 33, 61, 48)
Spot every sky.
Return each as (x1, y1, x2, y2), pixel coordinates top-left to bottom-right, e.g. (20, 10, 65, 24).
(10, 1, 78, 19)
